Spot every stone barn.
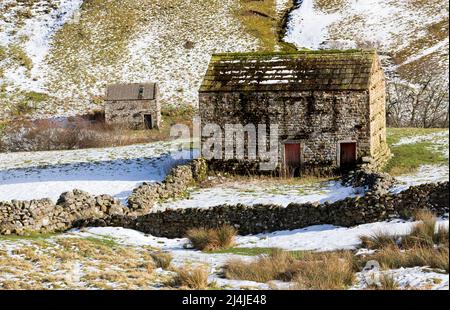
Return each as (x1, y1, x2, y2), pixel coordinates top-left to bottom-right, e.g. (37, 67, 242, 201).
(105, 82, 161, 130)
(199, 50, 391, 176)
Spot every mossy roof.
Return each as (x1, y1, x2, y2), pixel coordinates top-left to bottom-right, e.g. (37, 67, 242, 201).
(199, 50, 378, 92)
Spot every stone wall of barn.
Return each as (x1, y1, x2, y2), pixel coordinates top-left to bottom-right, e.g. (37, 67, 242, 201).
(199, 90, 372, 175)
(368, 58, 391, 169)
(105, 99, 161, 130)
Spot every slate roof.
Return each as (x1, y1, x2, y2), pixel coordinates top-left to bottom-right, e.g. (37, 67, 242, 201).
(106, 83, 158, 101)
(199, 50, 378, 92)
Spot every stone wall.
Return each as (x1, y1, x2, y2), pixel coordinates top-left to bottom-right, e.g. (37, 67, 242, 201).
(121, 182, 449, 238)
(0, 190, 126, 235)
(0, 159, 207, 235)
(127, 158, 207, 213)
(199, 90, 372, 175)
(105, 99, 161, 130)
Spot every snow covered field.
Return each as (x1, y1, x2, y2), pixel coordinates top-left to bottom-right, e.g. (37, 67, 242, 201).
(64, 216, 449, 290)
(0, 141, 195, 202)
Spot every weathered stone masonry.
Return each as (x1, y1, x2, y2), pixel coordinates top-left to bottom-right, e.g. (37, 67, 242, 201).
(2, 179, 447, 237)
(120, 182, 449, 238)
(199, 50, 391, 176)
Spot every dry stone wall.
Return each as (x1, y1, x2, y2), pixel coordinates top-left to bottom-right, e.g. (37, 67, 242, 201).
(0, 159, 447, 237)
(0, 159, 207, 235)
(97, 182, 449, 238)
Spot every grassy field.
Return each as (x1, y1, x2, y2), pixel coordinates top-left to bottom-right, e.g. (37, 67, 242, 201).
(384, 128, 448, 175)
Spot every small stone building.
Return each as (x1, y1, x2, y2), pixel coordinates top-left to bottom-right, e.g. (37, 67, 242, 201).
(199, 50, 391, 176)
(105, 83, 161, 130)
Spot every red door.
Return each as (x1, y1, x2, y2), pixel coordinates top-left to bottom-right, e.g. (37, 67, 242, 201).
(285, 143, 301, 176)
(340, 142, 356, 170)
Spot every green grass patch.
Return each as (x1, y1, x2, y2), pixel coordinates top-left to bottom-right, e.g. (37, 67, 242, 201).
(208, 247, 309, 258)
(83, 236, 119, 248)
(384, 128, 448, 175)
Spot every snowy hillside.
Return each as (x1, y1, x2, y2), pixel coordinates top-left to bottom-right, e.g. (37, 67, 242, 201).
(1, 0, 447, 119)
(0, 0, 257, 118)
(284, 0, 449, 82)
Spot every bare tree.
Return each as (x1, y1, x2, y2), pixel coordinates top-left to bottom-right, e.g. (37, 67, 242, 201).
(387, 74, 449, 128)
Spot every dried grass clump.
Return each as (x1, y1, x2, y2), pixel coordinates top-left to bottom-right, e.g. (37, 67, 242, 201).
(186, 225, 236, 251)
(150, 251, 173, 270)
(293, 251, 356, 290)
(224, 249, 356, 289)
(169, 265, 210, 290)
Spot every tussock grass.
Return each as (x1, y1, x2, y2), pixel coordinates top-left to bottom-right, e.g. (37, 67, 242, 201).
(293, 251, 356, 290)
(360, 232, 399, 250)
(367, 274, 399, 290)
(149, 251, 173, 269)
(169, 265, 210, 290)
(359, 210, 449, 273)
(224, 249, 356, 289)
(367, 245, 449, 273)
(186, 225, 237, 251)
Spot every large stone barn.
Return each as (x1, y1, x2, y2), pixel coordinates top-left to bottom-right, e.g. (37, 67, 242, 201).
(199, 50, 391, 176)
(105, 82, 161, 130)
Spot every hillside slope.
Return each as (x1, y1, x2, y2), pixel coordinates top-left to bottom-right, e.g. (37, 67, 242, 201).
(0, 0, 258, 118)
(0, 0, 448, 119)
(284, 0, 449, 83)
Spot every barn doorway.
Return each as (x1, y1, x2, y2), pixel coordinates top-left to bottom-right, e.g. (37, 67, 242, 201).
(339, 142, 357, 171)
(143, 114, 153, 129)
(284, 143, 301, 177)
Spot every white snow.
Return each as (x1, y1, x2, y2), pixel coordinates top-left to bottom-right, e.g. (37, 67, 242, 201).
(393, 131, 449, 148)
(0, 0, 84, 92)
(0, 141, 197, 203)
(353, 267, 449, 290)
(235, 218, 449, 251)
(156, 180, 360, 211)
(284, 0, 340, 49)
(71, 217, 449, 253)
(392, 165, 449, 194)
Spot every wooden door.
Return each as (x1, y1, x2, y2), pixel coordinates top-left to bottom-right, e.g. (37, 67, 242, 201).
(285, 143, 301, 174)
(340, 142, 356, 170)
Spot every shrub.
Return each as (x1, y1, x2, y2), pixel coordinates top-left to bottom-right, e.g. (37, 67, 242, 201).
(169, 265, 210, 289)
(150, 251, 172, 269)
(186, 225, 236, 251)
